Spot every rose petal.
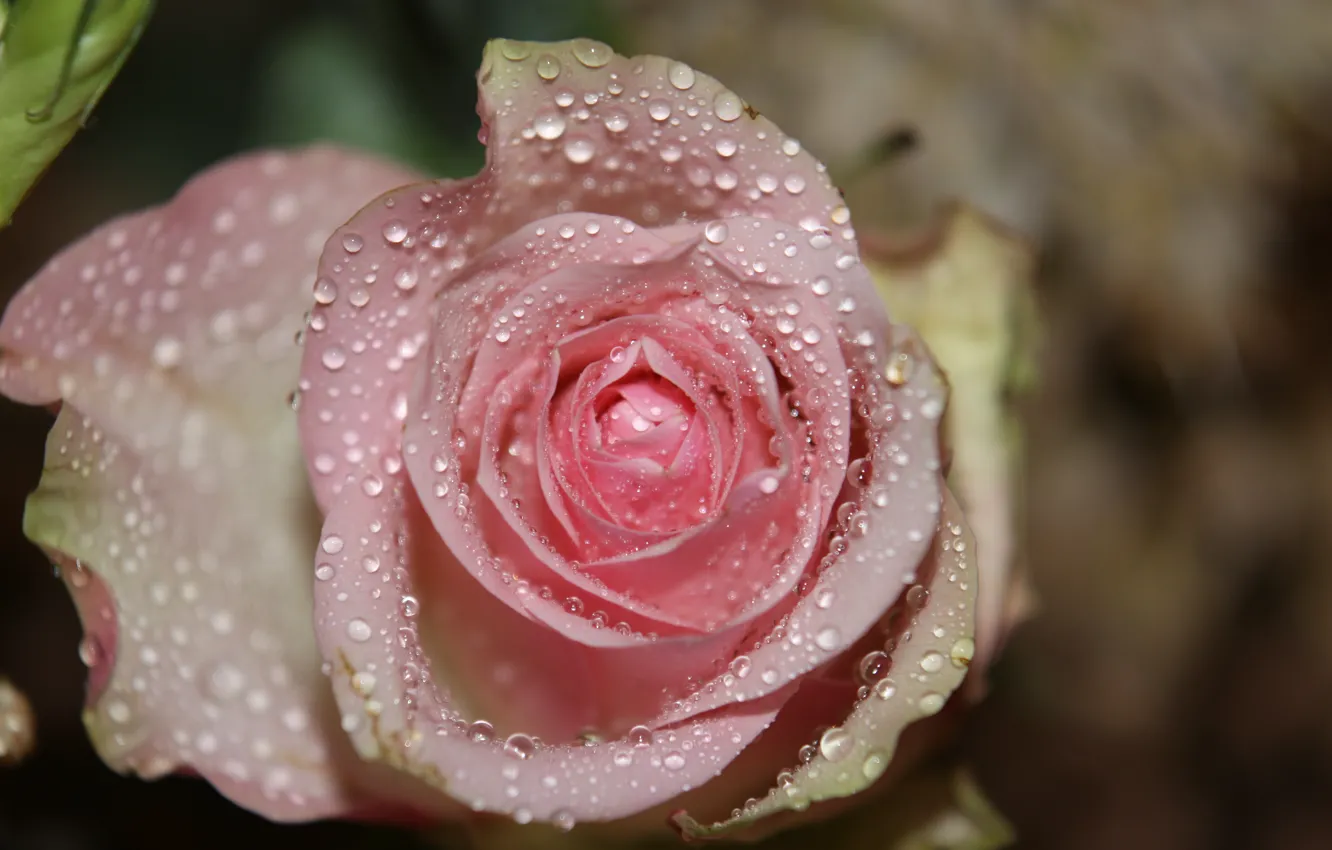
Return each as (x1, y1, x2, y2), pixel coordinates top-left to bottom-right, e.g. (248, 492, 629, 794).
(653, 325, 947, 726)
(1, 148, 420, 820)
(867, 207, 1039, 690)
(476, 39, 848, 255)
(671, 486, 977, 837)
(313, 468, 792, 824)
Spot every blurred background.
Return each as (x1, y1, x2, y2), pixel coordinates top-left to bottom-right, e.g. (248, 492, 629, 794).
(3, 1, 1332, 848)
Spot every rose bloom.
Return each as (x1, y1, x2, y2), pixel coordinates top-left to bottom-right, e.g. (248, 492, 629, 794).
(0, 40, 1000, 839)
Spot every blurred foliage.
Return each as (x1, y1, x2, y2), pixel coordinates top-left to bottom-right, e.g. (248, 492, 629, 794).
(0, 0, 151, 225)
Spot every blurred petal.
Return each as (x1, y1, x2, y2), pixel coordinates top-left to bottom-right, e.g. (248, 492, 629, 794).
(0, 676, 36, 765)
(3, 147, 419, 820)
(672, 487, 977, 838)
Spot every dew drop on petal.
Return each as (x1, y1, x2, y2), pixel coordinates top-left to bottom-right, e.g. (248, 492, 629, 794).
(818, 726, 854, 762)
(668, 61, 696, 90)
(347, 618, 373, 642)
(382, 220, 408, 244)
(714, 90, 743, 122)
(536, 54, 561, 80)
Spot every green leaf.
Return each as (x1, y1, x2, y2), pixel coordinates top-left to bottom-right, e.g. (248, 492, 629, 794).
(0, 0, 153, 225)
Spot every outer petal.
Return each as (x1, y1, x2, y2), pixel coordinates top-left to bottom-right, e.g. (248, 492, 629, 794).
(1, 148, 420, 820)
(313, 468, 791, 825)
(867, 206, 1040, 689)
(476, 39, 847, 252)
(672, 486, 978, 838)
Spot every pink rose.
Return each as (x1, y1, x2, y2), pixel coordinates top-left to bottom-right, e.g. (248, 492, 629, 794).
(0, 40, 982, 837)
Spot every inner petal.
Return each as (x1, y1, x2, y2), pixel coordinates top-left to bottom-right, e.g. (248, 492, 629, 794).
(594, 376, 693, 464)
(560, 337, 727, 537)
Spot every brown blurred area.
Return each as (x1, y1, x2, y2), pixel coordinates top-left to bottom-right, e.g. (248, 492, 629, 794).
(3, 1, 1332, 849)
(618, 1, 1332, 848)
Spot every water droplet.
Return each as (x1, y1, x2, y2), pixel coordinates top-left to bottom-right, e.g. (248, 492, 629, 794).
(647, 99, 672, 121)
(758, 474, 780, 495)
(346, 619, 372, 642)
(861, 749, 889, 781)
(571, 39, 611, 68)
(468, 720, 494, 742)
(603, 109, 629, 133)
(321, 346, 347, 371)
(208, 663, 245, 700)
(950, 637, 975, 668)
(500, 42, 531, 61)
(534, 113, 566, 140)
(394, 267, 419, 291)
(382, 220, 408, 244)
(704, 221, 729, 244)
(668, 62, 696, 89)
(628, 725, 653, 747)
(313, 278, 338, 304)
(874, 678, 898, 700)
(321, 535, 345, 555)
(858, 650, 891, 684)
(504, 733, 536, 760)
(106, 700, 131, 724)
(918, 692, 945, 715)
(77, 635, 102, 667)
(536, 55, 561, 80)
(784, 174, 806, 194)
(552, 809, 577, 832)
(729, 655, 752, 678)
(905, 585, 930, 609)
(819, 726, 854, 762)
(564, 138, 595, 164)
(315, 563, 335, 581)
(714, 90, 743, 122)
(342, 234, 363, 254)
(814, 626, 840, 651)
(663, 751, 686, 770)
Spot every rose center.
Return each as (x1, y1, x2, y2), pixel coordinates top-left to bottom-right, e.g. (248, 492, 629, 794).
(592, 375, 694, 465)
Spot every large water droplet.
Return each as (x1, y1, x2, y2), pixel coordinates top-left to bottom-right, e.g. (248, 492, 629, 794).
(536, 55, 561, 80)
(571, 40, 611, 68)
(714, 90, 743, 122)
(346, 618, 373, 642)
(534, 114, 567, 140)
(819, 726, 854, 762)
(382, 220, 408, 244)
(668, 61, 696, 90)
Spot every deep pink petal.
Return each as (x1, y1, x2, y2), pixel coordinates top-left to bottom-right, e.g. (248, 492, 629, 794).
(653, 326, 949, 727)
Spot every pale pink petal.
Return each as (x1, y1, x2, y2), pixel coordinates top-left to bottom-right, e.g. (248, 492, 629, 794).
(673, 487, 977, 837)
(1, 148, 420, 821)
(313, 467, 792, 824)
(476, 39, 848, 251)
